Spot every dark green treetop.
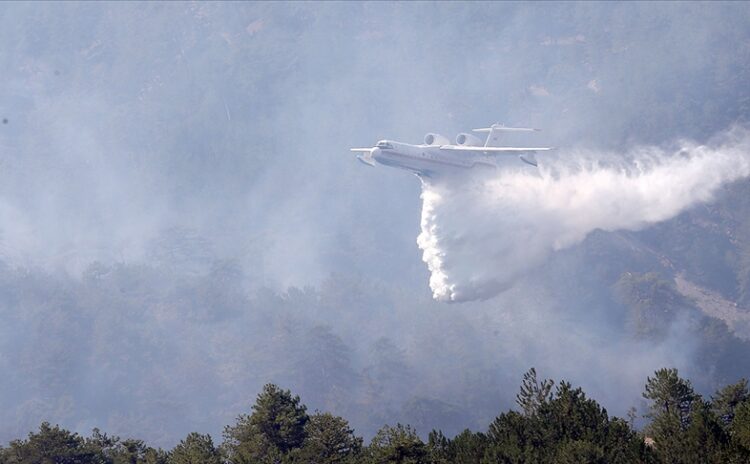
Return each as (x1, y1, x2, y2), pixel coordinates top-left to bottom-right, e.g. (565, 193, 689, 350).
(643, 368, 697, 425)
(222, 383, 309, 464)
(366, 424, 427, 464)
(0, 422, 102, 464)
(168, 433, 221, 464)
(515, 367, 554, 417)
(712, 378, 749, 426)
(293, 412, 362, 464)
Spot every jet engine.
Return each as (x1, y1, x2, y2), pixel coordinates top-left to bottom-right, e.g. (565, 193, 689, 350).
(424, 133, 451, 146)
(455, 133, 484, 146)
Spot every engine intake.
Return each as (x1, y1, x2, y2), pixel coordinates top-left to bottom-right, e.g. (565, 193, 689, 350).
(455, 133, 484, 146)
(424, 133, 451, 146)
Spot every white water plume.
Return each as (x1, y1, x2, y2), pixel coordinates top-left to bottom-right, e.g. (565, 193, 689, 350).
(418, 126, 750, 302)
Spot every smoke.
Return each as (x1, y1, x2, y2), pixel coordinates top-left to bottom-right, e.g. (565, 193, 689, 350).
(418, 126, 750, 302)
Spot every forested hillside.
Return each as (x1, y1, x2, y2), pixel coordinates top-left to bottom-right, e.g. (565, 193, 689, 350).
(3, 368, 750, 463)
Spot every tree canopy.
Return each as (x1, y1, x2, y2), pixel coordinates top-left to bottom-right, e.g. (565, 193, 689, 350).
(2, 370, 750, 464)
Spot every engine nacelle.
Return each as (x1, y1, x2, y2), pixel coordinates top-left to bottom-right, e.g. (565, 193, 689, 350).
(424, 133, 451, 146)
(455, 133, 484, 146)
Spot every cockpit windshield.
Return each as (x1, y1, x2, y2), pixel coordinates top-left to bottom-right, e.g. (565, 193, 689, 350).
(376, 140, 394, 149)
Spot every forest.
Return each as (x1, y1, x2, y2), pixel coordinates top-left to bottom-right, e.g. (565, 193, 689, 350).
(2, 367, 749, 463)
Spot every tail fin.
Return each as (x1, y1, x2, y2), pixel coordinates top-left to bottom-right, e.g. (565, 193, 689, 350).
(473, 123, 540, 147)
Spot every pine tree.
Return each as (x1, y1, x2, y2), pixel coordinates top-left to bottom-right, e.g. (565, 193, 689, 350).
(643, 368, 697, 427)
(0, 422, 102, 464)
(643, 368, 700, 463)
(515, 368, 554, 417)
(683, 400, 730, 463)
(295, 412, 362, 464)
(222, 384, 309, 464)
(733, 401, 750, 454)
(711, 379, 749, 427)
(169, 433, 221, 464)
(366, 424, 427, 464)
(445, 429, 487, 464)
(426, 430, 450, 464)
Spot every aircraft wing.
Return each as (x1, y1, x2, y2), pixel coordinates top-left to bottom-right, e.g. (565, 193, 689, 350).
(440, 146, 551, 166)
(439, 146, 552, 153)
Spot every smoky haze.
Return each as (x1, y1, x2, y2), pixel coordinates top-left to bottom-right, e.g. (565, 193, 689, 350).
(1, 1, 750, 448)
(420, 127, 750, 302)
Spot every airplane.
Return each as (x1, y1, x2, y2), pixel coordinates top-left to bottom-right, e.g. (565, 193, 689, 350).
(350, 123, 552, 178)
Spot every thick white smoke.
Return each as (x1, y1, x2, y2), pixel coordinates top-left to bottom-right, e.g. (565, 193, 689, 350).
(418, 126, 750, 302)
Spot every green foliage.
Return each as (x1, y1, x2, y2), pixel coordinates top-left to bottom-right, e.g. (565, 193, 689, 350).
(0, 422, 103, 464)
(0, 424, 169, 464)
(683, 400, 730, 463)
(644, 398, 732, 464)
(646, 412, 687, 464)
(642, 368, 699, 462)
(484, 380, 652, 464)
(6, 371, 750, 464)
(640, 368, 750, 463)
(733, 400, 750, 452)
(366, 424, 427, 464)
(86, 429, 168, 464)
(294, 412, 362, 464)
(552, 439, 602, 464)
(484, 410, 536, 463)
(643, 368, 697, 426)
(222, 384, 309, 463)
(538, 382, 610, 446)
(515, 368, 554, 417)
(427, 429, 487, 464)
(712, 379, 749, 426)
(168, 433, 221, 464)
(106, 439, 168, 464)
(425, 430, 450, 464)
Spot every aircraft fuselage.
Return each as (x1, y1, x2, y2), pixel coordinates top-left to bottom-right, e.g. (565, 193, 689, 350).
(370, 141, 498, 177)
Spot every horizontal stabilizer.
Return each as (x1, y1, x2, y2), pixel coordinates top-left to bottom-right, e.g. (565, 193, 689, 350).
(350, 148, 373, 152)
(472, 123, 541, 147)
(473, 126, 540, 133)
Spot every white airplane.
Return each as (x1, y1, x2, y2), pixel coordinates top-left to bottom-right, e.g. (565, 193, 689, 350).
(351, 123, 552, 178)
